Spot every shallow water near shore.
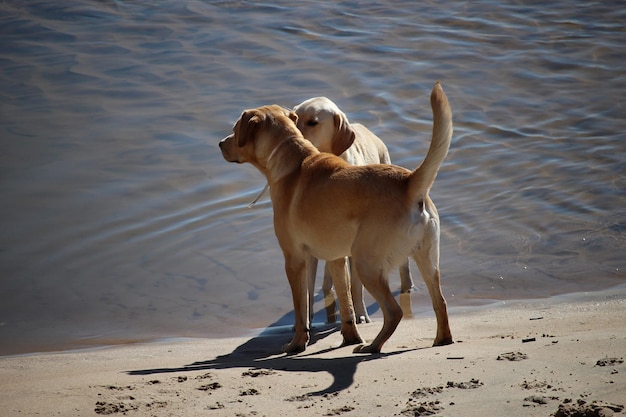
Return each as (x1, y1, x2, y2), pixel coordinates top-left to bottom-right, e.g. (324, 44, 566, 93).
(1, 1, 624, 355)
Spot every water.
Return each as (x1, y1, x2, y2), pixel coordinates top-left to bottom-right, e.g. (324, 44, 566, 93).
(1, 0, 624, 356)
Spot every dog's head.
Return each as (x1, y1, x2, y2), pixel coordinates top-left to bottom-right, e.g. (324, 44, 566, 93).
(293, 97, 355, 156)
(219, 105, 301, 171)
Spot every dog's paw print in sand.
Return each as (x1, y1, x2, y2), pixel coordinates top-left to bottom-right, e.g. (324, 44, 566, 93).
(552, 399, 624, 417)
(95, 401, 139, 415)
(595, 357, 624, 367)
(325, 405, 356, 415)
(401, 400, 444, 416)
(402, 379, 484, 415)
(497, 351, 528, 361)
(242, 369, 277, 378)
(94, 397, 167, 415)
(409, 378, 484, 399)
(95, 385, 139, 415)
(524, 394, 560, 407)
(520, 379, 564, 393)
(94, 378, 185, 415)
(197, 382, 222, 392)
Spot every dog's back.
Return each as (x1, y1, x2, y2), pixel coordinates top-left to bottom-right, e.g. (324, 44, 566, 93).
(346, 123, 391, 165)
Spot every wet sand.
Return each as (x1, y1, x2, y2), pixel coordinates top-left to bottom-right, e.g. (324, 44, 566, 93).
(2, 287, 624, 417)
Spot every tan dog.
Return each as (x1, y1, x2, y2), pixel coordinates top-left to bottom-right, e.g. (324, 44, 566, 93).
(219, 82, 453, 354)
(294, 96, 414, 325)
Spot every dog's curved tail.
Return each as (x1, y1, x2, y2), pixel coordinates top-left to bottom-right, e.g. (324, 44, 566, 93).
(409, 81, 453, 201)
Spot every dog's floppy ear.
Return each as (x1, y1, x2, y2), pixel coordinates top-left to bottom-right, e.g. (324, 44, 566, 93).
(237, 110, 260, 147)
(331, 112, 356, 156)
(288, 110, 298, 124)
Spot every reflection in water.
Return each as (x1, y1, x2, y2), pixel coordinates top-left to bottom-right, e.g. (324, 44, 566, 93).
(0, 0, 624, 355)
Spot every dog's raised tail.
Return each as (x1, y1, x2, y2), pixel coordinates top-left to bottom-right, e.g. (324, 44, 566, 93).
(409, 81, 453, 199)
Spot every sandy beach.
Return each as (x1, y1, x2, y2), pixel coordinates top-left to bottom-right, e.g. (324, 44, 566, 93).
(2, 288, 624, 417)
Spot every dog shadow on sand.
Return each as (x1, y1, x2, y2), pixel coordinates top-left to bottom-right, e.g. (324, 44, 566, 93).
(127, 291, 427, 396)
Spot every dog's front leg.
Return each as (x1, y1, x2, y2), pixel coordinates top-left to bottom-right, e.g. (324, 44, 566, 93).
(283, 253, 311, 354)
(327, 257, 364, 347)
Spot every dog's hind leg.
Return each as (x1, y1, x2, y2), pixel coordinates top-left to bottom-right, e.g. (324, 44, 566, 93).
(352, 261, 403, 353)
(321, 262, 338, 323)
(322, 259, 369, 324)
(412, 223, 453, 346)
(307, 257, 321, 325)
(326, 257, 363, 346)
(398, 259, 415, 293)
(282, 253, 312, 354)
(348, 258, 371, 323)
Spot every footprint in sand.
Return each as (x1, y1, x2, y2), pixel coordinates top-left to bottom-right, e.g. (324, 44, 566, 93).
(497, 351, 528, 361)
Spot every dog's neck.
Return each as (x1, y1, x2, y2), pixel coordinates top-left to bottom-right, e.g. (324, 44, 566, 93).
(264, 135, 318, 185)
(246, 138, 296, 208)
(265, 136, 294, 167)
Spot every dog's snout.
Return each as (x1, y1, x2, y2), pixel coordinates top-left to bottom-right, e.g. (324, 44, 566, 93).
(219, 134, 239, 163)
(219, 135, 231, 149)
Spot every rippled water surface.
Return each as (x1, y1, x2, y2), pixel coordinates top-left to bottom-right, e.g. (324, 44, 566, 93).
(1, 1, 624, 355)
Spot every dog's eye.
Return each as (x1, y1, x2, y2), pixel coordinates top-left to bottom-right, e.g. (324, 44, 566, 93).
(307, 120, 318, 127)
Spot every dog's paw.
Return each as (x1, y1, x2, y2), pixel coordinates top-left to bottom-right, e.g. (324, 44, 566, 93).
(340, 323, 364, 347)
(400, 286, 414, 294)
(340, 334, 365, 348)
(355, 315, 372, 324)
(353, 343, 381, 354)
(282, 340, 307, 355)
(433, 337, 454, 347)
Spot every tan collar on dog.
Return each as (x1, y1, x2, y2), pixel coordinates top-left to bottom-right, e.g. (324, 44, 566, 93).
(247, 182, 269, 208)
(266, 135, 299, 167)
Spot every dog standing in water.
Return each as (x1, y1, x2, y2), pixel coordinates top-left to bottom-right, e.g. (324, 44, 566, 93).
(220, 82, 453, 353)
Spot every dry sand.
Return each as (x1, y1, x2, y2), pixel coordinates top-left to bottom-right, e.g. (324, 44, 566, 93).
(1, 288, 625, 417)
